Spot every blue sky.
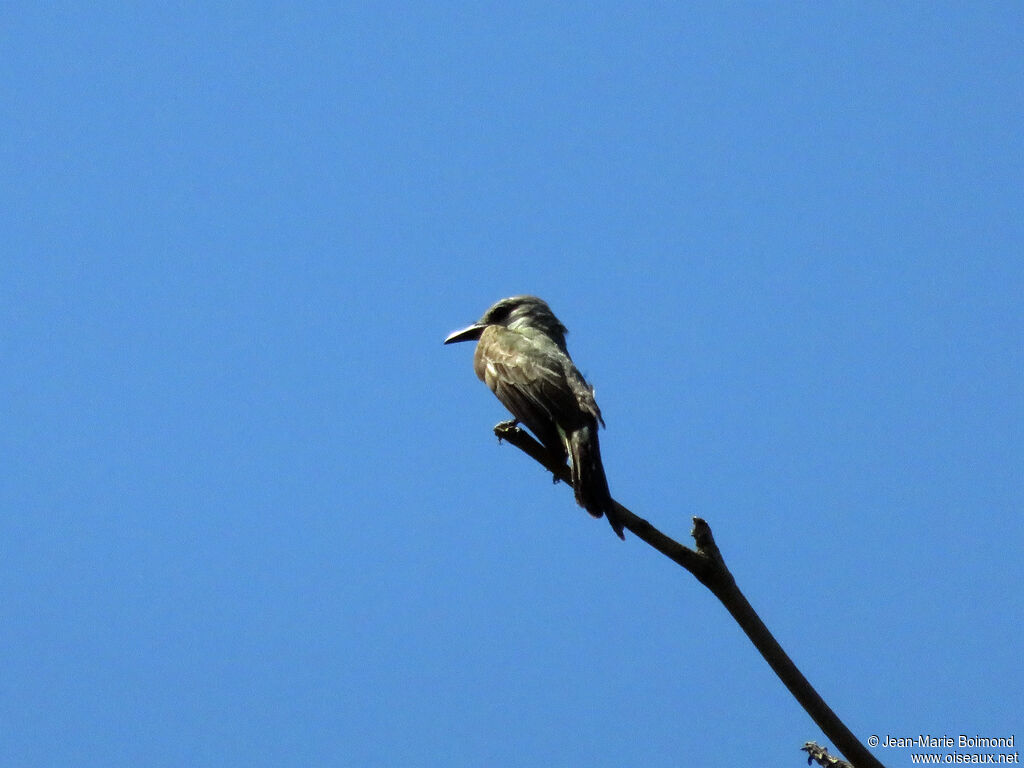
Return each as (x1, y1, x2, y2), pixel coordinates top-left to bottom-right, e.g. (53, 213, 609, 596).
(2, 3, 1021, 766)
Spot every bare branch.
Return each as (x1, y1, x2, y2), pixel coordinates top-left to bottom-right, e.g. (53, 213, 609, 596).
(494, 422, 885, 768)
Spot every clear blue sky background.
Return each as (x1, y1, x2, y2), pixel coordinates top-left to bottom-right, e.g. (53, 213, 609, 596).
(2, 3, 1021, 766)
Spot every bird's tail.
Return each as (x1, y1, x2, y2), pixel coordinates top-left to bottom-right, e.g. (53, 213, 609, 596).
(568, 424, 625, 539)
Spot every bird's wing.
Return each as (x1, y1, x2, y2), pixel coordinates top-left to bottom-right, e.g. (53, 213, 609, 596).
(565, 365, 604, 428)
(475, 326, 581, 457)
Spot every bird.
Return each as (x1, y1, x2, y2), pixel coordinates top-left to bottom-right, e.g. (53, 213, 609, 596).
(444, 295, 625, 539)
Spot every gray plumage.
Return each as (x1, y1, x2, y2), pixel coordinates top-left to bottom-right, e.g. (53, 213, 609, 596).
(445, 296, 624, 539)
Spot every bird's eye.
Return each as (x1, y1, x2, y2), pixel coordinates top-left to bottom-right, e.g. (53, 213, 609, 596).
(485, 303, 513, 324)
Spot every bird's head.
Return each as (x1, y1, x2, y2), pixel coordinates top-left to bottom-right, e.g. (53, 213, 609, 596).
(444, 295, 569, 350)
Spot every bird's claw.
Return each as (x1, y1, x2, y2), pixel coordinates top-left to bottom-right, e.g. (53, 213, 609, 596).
(494, 419, 520, 443)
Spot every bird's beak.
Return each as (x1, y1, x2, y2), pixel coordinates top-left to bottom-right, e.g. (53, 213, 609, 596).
(444, 323, 486, 344)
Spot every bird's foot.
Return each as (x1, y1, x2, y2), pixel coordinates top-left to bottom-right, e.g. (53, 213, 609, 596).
(494, 419, 520, 443)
